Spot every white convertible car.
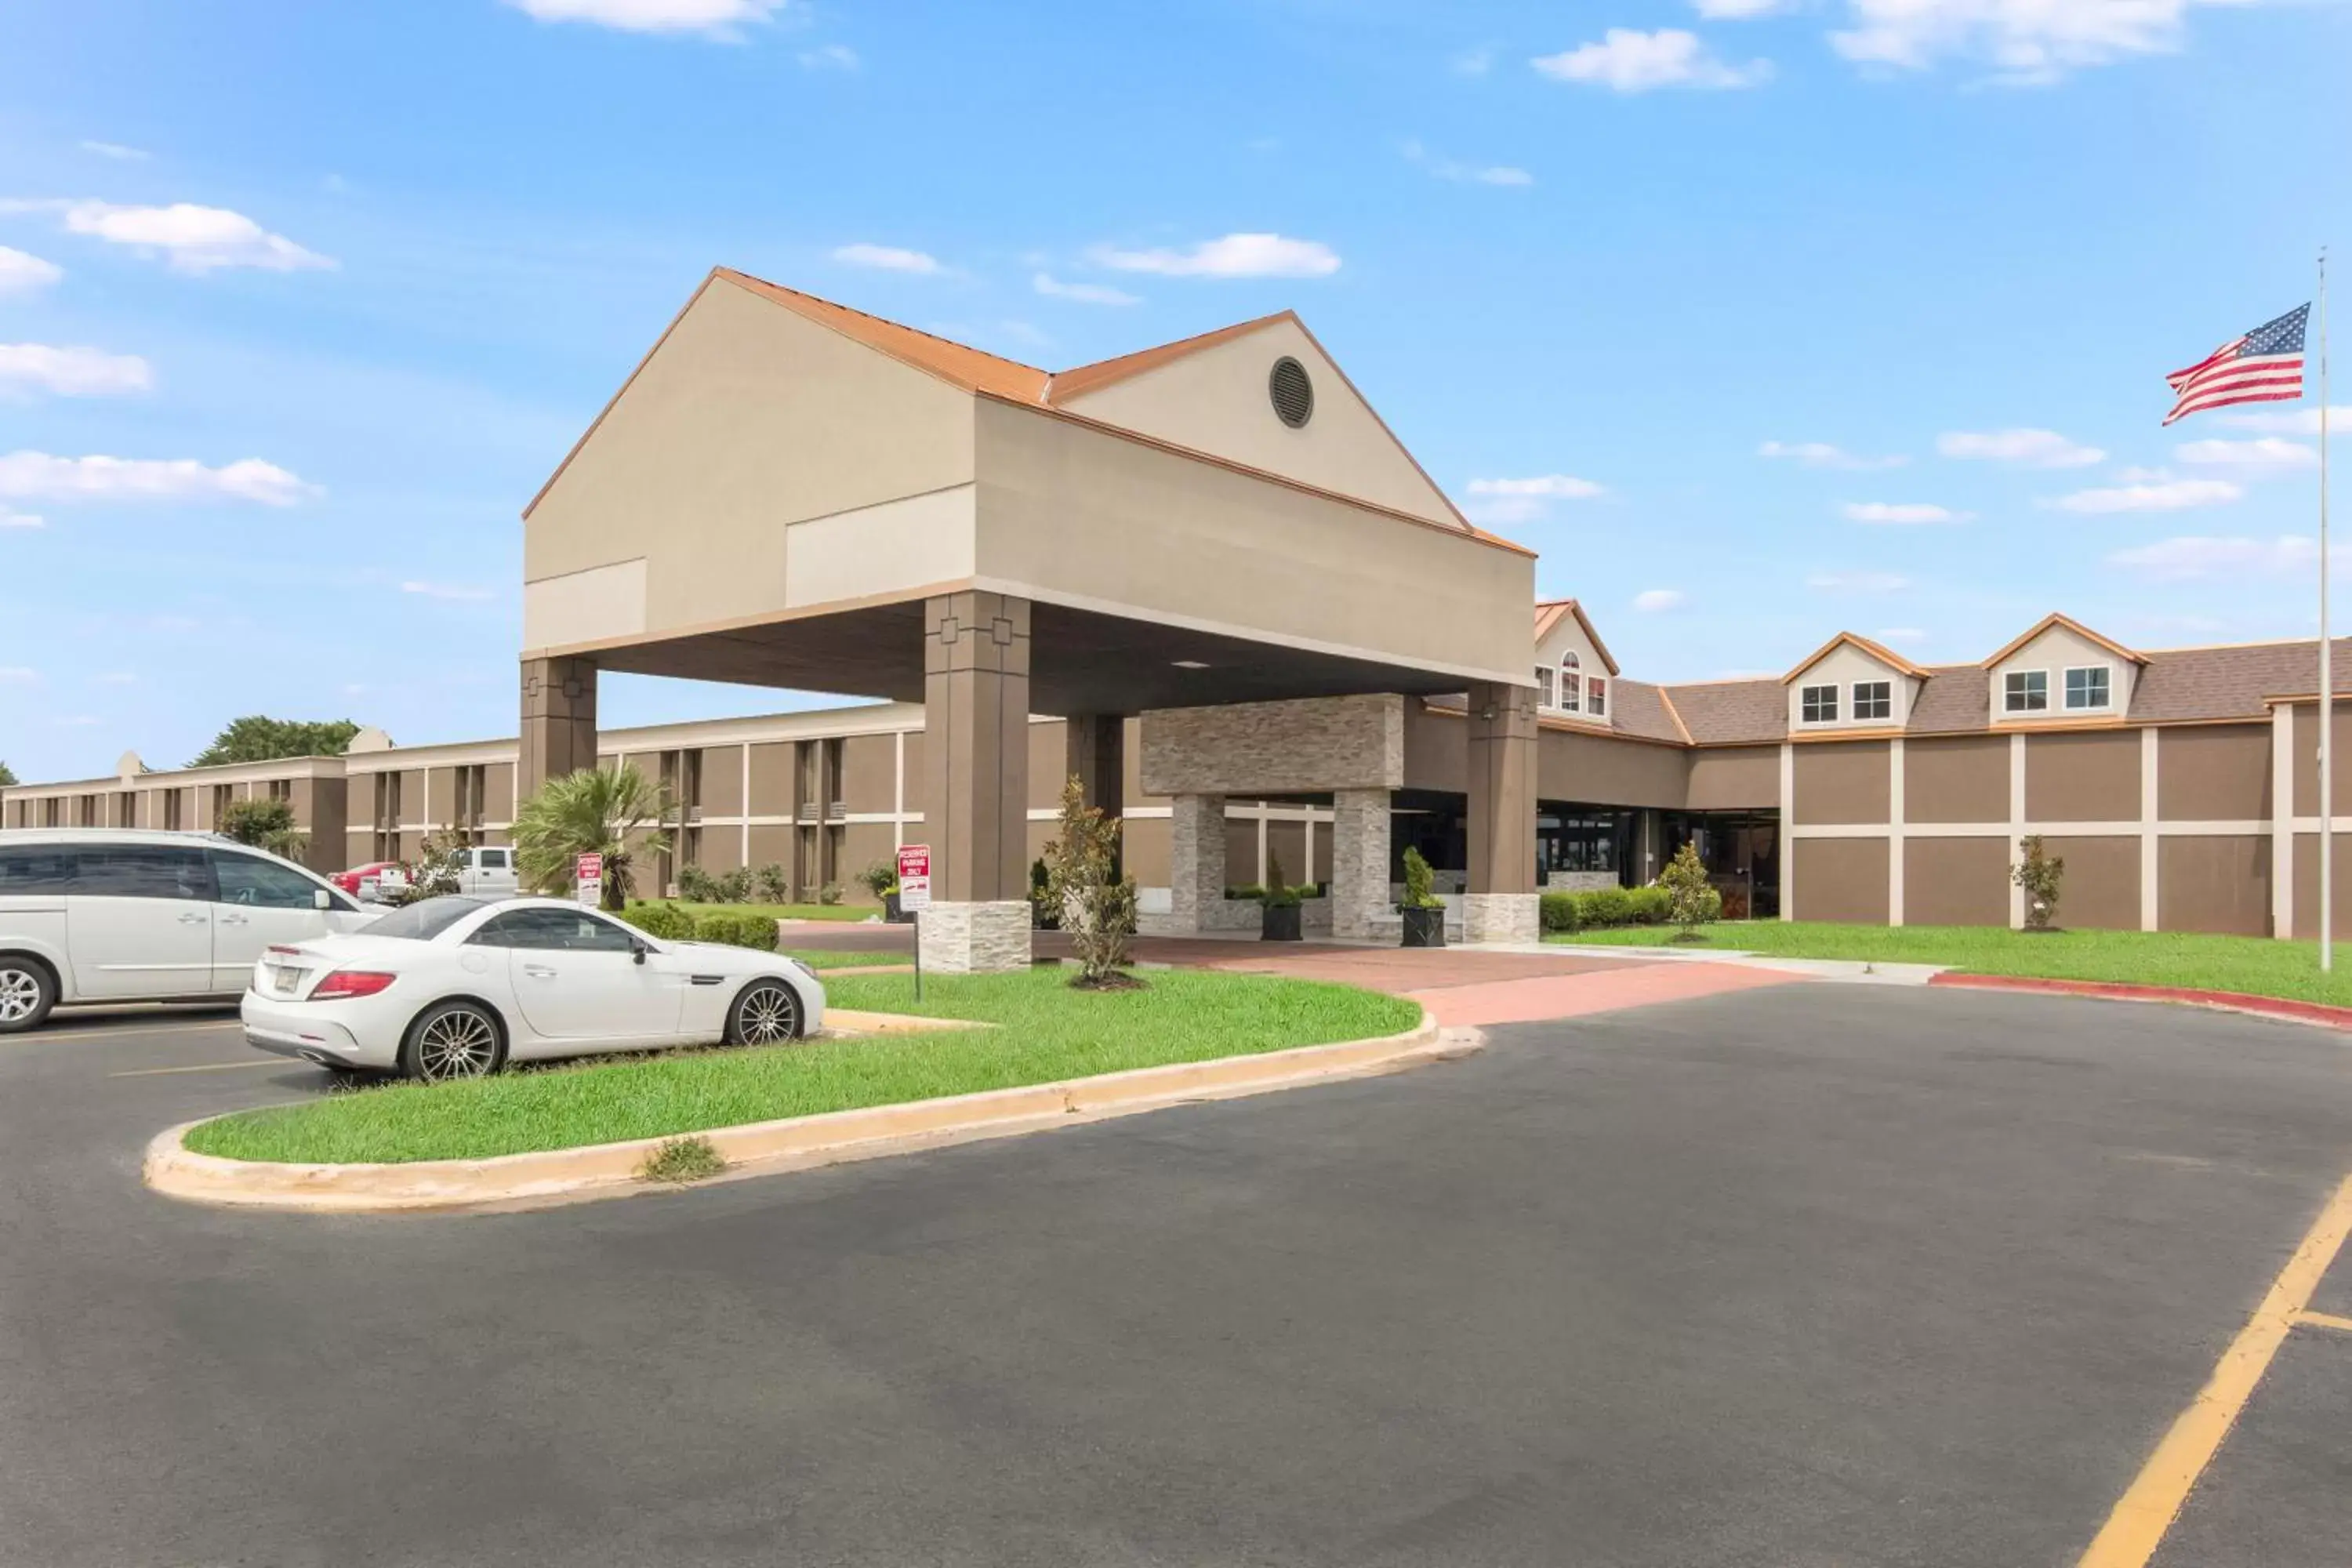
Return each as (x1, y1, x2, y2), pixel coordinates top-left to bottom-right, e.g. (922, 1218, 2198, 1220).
(240, 895, 826, 1081)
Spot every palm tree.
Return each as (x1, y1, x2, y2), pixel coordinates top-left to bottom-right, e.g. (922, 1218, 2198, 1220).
(512, 765, 673, 911)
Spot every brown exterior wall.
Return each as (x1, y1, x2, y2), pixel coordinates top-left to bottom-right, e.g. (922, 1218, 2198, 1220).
(699, 746, 745, 818)
(2024, 731, 2137, 822)
(840, 733, 897, 814)
(2055, 836, 2140, 931)
(1123, 815, 1170, 887)
(840, 822, 896, 900)
(2291, 835, 2352, 935)
(695, 826, 745, 873)
(1904, 735, 2008, 825)
(1224, 817, 1259, 885)
(487, 762, 517, 820)
(2158, 724, 2269, 822)
(1793, 838, 1888, 923)
(1537, 730, 1686, 808)
(1265, 820, 1308, 888)
(1026, 720, 1067, 811)
(1792, 742, 1889, 826)
(1686, 746, 1776, 811)
(1401, 702, 1467, 795)
(1903, 837, 2009, 926)
(2158, 835, 2269, 936)
(748, 743, 793, 818)
(747, 823, 794, 870)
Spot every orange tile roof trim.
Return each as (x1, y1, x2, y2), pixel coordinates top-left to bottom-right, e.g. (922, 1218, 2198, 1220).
(1044, 313, 1294, 404)
(1782, 630, 1930, 683)
(1532, 598, 1621, 675)
(1982, 612, 2147, 669)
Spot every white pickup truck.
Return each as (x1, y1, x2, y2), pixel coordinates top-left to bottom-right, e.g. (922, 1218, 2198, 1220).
(451, 846, 521, 897)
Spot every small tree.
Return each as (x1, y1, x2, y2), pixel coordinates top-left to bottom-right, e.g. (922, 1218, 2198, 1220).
(754, 862, 789, 903)
(2012, 834, 2065, 931)
(218, 797, 307, 860)
(389, 829, 470, 905)
(1659, 840, 1718, 942)
(0, 760, 16, 788)
(512, 764, 673, 912)
(1041, 775, 1140, 986)
(1261, 849, 1301, 909)
(857, 860, 898, 903)
(1399, 846, 1443, 910)
(189, 717, 361, 768)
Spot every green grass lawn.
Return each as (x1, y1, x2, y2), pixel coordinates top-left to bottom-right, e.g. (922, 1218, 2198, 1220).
(181, 967, 1421, 1166)
(633, 899, 881, 924)
(1559, 920, 2352, 1005)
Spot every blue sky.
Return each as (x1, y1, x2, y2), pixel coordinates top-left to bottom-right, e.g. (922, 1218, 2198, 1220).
(2, 0, 2347, 782)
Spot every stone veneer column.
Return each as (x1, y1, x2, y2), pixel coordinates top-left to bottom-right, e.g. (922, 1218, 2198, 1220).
(1330, 788, 1392, 940)
(917, 590, 1032, 973)
(1167, 793, 1226, 934)
(519, 655, 598, 801)
(1463, 680, 1540, 945)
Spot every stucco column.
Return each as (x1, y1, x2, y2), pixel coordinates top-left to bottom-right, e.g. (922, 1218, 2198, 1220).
(1463, 680, 1540, 945)
(1330, 787, 1392, 941)
(1167, 793, 1226, 935)
(1065, 713, 1125, 823)
(519, 656, 598, 803)
(917, 590, 1032, 973)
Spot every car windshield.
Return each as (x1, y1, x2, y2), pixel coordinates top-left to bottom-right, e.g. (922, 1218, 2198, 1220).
(358, 896, 492, 941)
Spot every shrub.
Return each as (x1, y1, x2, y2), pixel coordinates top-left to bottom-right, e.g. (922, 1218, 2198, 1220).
(1624, 886, 1671, 925)
(638, 1135, 728, 1184)
(1399, 846, 1444, 911)
(617, 902, 699, 942)
(754, 862, 789, 903)
(676, 863, 719, 904)
(693, 910, 780, 952)
(713, 865, 754, 904)
(2013, 834, 2065, 931)
(218, 797, 306, 858)
(1029, 856, 1059, 930)
(858, 859, 898, 902)
(1540, 891, 1581, 932)
(1040, 774, 1138, 985)
(1224, 884, 1267, 902)
(386, 829, 467, 906)
(817, 882, 844, 906)
(1262, 851, 1301, 909)
(1294, 882, 1322, 899)
(1580, 886, 1632, 928)
(1659, 841, 1719, 939)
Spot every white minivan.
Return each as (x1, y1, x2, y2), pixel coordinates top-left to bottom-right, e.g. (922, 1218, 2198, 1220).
(0, 829, 376, 1033)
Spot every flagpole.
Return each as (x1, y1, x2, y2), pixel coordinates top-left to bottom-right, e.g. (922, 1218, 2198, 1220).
(2321, 247, 2332, 972)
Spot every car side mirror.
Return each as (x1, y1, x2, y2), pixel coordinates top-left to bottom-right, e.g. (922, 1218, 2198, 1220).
(314, 888, 332, 911)
(632, 939, 649, 965)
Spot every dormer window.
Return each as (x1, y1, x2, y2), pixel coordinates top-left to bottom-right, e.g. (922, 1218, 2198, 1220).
(1853, 681, 1891, 720)
(1588, 678, 1607, 719)
(1558, 652, 1582, 713)
(2004, 670, 2049, 713)
(2064, 666, 2111, 710)
(1800, 684, 1838, 724)
(1535, 666, 1555, 708)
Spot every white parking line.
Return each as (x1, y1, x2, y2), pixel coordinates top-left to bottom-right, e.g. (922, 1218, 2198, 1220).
(107, 1059, 284, 1079)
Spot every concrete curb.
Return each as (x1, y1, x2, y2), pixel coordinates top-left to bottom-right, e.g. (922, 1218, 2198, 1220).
(143, 1010, 1461, 1215)
(1926, 972, 2352, 1031)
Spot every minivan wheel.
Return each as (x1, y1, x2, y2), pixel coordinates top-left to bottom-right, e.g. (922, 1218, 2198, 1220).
(398, 1002, 506, 1083)
(727, 979, 801, 1046)
(0, 958, 56, 1034)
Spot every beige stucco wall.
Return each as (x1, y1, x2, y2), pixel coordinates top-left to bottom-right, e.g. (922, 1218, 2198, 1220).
(1537, 731, 1685, 808)
(974, 397, 1535, 689)
(1988, 624, 2137, 720)
(1786, 643, 1917, 734)
(1054, 318, 1457, 528)
(524, 276, 979, 648)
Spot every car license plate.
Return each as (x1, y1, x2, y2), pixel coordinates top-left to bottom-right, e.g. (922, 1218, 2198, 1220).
(269, 966, 302, 996)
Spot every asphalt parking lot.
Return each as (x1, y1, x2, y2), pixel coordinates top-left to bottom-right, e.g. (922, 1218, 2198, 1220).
(4, 985, 2350, 1566)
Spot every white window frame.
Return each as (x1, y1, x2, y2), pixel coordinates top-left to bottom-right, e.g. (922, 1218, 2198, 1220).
(1852, 680, 1892, 721)
(1558, 652, 1582, 714)
(1536, 666, 1556, 710)
(2063, 664, 2111, 711)
(1587, 677, 1607, 719)
(1799, 684, 1839, 724)
(2004, 669, 2050, 714)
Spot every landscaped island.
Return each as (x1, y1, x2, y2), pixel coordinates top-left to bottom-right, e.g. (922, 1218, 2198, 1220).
(1558, 921, 2352, 1007)
(181, 967, 1421, 1166)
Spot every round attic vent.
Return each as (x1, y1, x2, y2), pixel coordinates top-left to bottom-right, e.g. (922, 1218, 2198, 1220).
(1268, 356, 1314, 428)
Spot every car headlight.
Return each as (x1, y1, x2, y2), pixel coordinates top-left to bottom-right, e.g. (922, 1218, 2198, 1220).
(786, 957, 818, 980)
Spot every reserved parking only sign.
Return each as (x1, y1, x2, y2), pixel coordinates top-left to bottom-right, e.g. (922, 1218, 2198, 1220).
(575, 852, 604, 908)
(896, 844, 931, 912)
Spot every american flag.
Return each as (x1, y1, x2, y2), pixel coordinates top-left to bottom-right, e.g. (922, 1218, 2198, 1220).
(2164, 303, 2309, 424)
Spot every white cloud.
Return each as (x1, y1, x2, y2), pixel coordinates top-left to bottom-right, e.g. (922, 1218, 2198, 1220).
(1758, 439, 1907, 470)
(79, 141, 151, 162)
(830, 242, 942, 274)
(0, 344, 153, 397)
(1091, 233, 1341, 279)
(2045, 477, 2241, 514)
(500, 0, 786, 35)
(1401, 140, 1534, 187)
(1462, 474, 1606, 524)
(798, 43, 858, 68)
(0, 247, 62, 295)
(0, 504, 45, 529)
(2175, 437, 2320, 473)
(1874, 626, 1929, 644)
(1937, 427, 2105, 467)
(1454, 45, 1496, 74)
(1844, 500, 1972, 524)
(1634, 588, 1688, 612)
(1829, 0, 2239, 83)
(1033, 272, 1140, 306)
(0, 452, 319, 506)
(2107, 535, 2321, 582)
(0, 666, 36, 684)
(1532, 30, 1772, 91)
(2111, 464, 2173, 482)
(1808, 571, 1912, 592)
(400, 580, 495, 601)
(22, 201, 334, 274)
(2218, 406, 2352, 437)
(1697, 0, 1789, 15)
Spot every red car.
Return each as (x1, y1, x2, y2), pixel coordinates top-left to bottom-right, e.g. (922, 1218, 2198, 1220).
(332, 861, 410, 903)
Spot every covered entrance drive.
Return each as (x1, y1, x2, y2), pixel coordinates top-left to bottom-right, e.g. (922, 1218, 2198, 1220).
(517, 267, 1541, 968)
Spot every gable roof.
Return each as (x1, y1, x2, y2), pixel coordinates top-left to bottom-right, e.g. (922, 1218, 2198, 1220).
(1044, 313, 1293, 404)
(717, 267, 1051, 402)
(1983, 612, 2147, 668)
(1533, 599, 1621, 675)
(1783, 630, 1929, 684)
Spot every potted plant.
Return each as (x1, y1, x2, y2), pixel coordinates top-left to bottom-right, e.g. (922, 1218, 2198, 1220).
(1261, 851, 1304, 942)
(858, 860, 906, 922)
(1398, 845, 1446, 948)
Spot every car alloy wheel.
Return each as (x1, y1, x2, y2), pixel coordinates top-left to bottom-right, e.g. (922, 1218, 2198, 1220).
(0, 963, 52, 1032)
(408, 1004, 502, 1082)
(731, 981, 800, 1046)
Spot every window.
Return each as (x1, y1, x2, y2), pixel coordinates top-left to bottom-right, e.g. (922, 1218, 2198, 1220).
(1536, 666, 1556, 709)
(72, 844, 213, 901)
(0, 845, 78, 895)
(478, 848, 509, 870)
(1853, 681, 1893, 721)
(1559, 652, 1582, 713)
(2065, 666, 2111, 710)
(1588, 678, 1607, 718)
(473, 906, 639, 953)
(2005, 670, 2049, 713)
(210, 850, 330, 911)
(1800, 684, 1839, 724)
(363, 896, 493, 942)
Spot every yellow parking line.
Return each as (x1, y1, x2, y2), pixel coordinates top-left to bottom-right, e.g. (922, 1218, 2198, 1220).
(107, 1059, 284, 1078)
(2076, 1172, 2352, 1568)
(2293, 1309, 2352, 1334)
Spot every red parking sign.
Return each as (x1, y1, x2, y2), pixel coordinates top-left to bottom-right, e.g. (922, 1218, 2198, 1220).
(575, 852, 604, 908)
(896, 844, 931, 912)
